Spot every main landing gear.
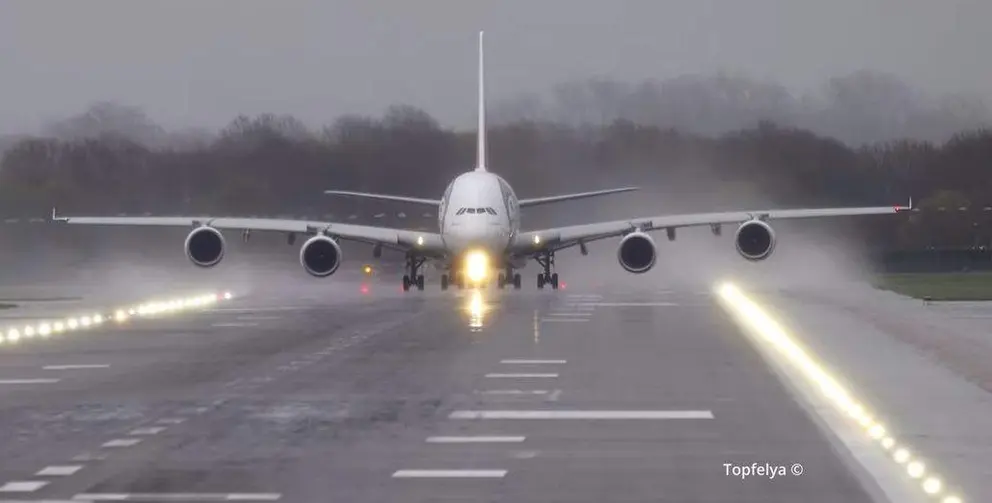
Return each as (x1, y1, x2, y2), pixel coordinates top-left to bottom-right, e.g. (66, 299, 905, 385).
(439, 272, 465, 291)
(402, 255, 425, 292)
(535, 250, 560, 290)
(497, 269, 522, 290)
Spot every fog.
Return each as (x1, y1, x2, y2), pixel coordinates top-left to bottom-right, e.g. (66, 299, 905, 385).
(1, 0, 991, 142)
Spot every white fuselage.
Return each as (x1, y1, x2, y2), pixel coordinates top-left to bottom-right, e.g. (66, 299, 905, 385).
(438, 171, 520, 259)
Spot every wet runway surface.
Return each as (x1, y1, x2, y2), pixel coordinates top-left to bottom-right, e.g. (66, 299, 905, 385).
(0, 279, 891, 502)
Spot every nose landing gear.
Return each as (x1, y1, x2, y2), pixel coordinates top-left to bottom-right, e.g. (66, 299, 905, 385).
(497, 270, 522, 290)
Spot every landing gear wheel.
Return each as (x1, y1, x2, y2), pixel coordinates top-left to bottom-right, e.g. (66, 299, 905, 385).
(404, 254, 426, 293)
(441, 274, 449, 291)
(551, 272, 559, 290)
(497, 273, 506, 289)
(513, 273, 521, 289)
(537, 274, 545, 289)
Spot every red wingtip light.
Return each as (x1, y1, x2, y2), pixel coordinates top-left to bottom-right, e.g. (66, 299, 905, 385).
(360, 284, 369, 294)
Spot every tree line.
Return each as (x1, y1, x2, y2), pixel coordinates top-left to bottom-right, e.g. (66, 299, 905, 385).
(1, 101, 990, 252)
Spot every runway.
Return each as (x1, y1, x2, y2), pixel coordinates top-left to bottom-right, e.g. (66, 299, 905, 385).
(0, 275, 979, 502)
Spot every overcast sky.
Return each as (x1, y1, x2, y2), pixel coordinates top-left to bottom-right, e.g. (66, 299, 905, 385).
(0, 0, 987, 134)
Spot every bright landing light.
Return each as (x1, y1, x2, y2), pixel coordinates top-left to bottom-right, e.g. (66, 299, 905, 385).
(464, 250, 490, 283)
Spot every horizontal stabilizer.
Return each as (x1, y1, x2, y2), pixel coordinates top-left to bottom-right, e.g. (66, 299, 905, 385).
(324, 190, 441, 206)
(518, 187, 638, 208)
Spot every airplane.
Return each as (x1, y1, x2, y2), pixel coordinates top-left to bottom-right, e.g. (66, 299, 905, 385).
(50, 31, 911, 292)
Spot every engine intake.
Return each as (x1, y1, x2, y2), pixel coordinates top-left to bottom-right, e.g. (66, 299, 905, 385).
(617, 231, 657, 273)
(735, 220, 776, 261)
(300, 235, 343, 277)
(185, 226, 225, 267)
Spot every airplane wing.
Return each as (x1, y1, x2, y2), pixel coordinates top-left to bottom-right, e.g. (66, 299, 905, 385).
(510, 201, 912, 254)
(323, 190, 441, 206)
(50, 210, 447, 257)
(518, 187, 638, 208)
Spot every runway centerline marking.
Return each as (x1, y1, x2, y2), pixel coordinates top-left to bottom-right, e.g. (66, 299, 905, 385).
(0, 481, 48, 492)
(485, 373, 558, 378)
(0, 379, 59, 384)
(102, 438, 141, 448)
(539, 318, 588, 323)
(449, 410, 714, 419)
(500, 359, 566, 364)
(72, 494, 282, 501)
(36, 465, 83, 476)
(210, 322, 259, 327)
(155, 418, 186, 425)
(43, 364, 110, 370)
(392, 470, 507, 479)
(426, 436, 526, 443)
(546, 312, 592, 317)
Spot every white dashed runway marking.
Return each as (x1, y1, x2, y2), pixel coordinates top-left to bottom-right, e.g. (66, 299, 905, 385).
(500, 359, 566, 364)
(72, 493, 282, 501)
(546, 312, 591, 317)
(476, 390, 549, 395)
(129, 427, 166, 435)
(210, 322, 259, 328)
(539, 318, 588, 323)
(392, 470, 507, 479)
(0, 482, 48, 492)
(0, 379, 59, 384)
(155, 418, 186, 425)
(426, 436, 526, 443)
(36, 465, 83, 476)
(577, 302, 678, 307)
(485, 373, 558, 378)
(449, 410, 714, 419)
(102, 438, 142, 448)
(43, 364, 110, 370)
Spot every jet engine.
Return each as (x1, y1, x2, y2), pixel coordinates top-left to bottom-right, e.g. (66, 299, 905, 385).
(300, 235, 343, 277)
(735, 219, 776, 261)
(617, 231, 657, 273)
(184, 226, 225, 267)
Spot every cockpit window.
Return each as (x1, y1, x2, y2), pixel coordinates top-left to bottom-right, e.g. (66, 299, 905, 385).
(466, 208, 477, 214)
(486, 207, 497, 215)
(456, 208, 466, 215)
(476, 208, 485, 213)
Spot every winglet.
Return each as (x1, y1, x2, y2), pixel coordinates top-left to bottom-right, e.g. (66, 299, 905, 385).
(895, 197, 913, 212)
(50, 207, 68, 222)
(475, 30, 487, 172)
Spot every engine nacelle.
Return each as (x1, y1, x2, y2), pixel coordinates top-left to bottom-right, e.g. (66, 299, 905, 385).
(735, 219, 776, 261)
(184, 226, 225, 267)
(617, 231, 657, 273)
(300, 235, 343, 277)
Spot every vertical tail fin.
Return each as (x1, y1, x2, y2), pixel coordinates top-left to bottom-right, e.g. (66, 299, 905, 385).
(475, 30, 487, 172)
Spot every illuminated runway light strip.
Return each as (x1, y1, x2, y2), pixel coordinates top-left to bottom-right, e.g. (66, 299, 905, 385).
(449, 410, 713, 419)
(392, 470, 507, 479)
(715, 282, 965, 503)
(72, 494, 281, 501)
(0, 291, 233, 350)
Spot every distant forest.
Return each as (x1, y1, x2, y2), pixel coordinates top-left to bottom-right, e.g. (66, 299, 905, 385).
(1, 72, 991, 253)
